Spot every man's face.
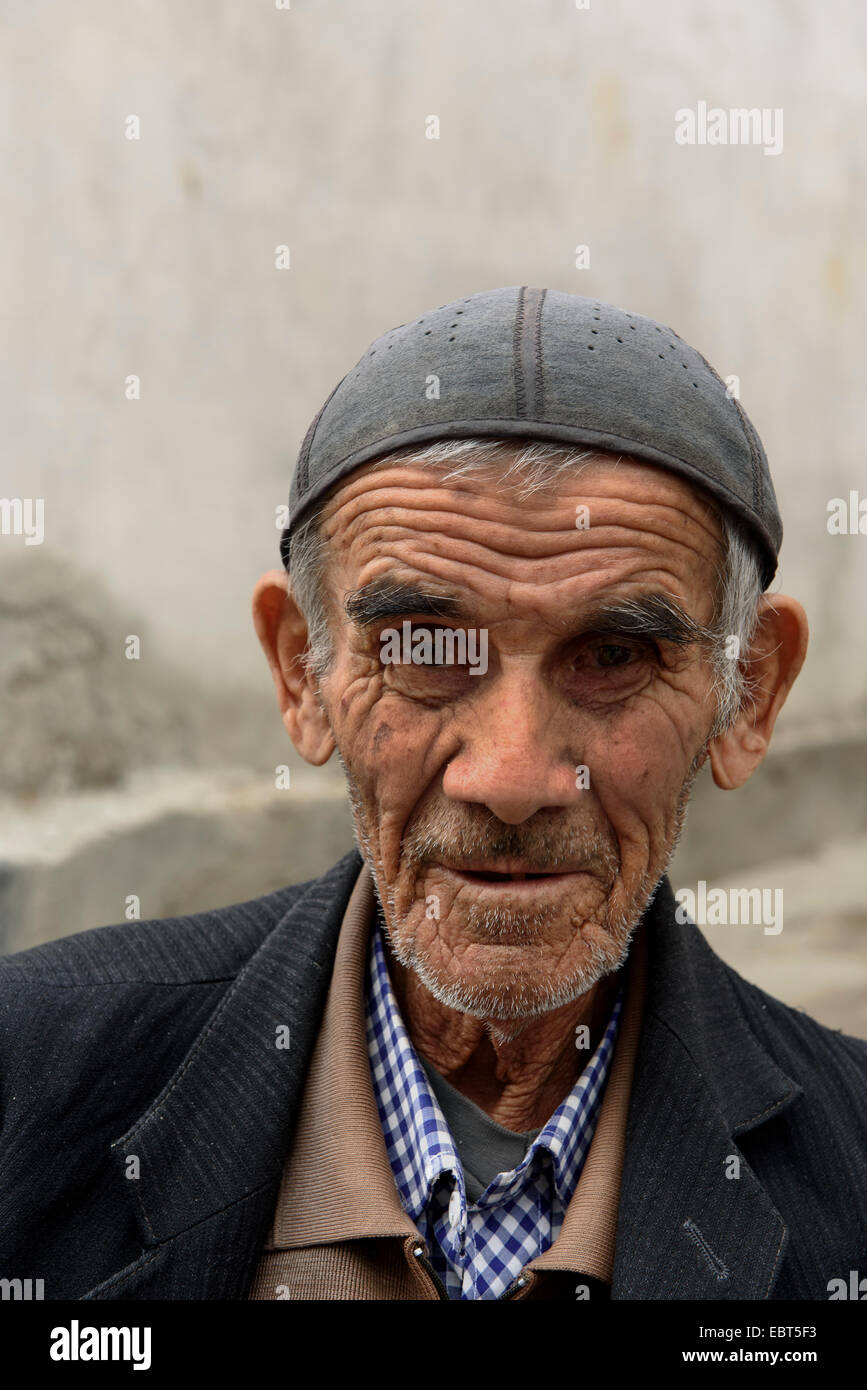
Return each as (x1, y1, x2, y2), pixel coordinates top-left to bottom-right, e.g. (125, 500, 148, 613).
(313, 451, 724, 1020)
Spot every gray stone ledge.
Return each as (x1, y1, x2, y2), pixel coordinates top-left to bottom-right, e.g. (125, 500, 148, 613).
(0, 768, 354, 956)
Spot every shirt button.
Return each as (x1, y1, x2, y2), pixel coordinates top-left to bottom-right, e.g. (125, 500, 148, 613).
(448, 1189, 462, 1229)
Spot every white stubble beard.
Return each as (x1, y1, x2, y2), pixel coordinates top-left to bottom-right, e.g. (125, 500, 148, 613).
(335, 743, 705, 1021)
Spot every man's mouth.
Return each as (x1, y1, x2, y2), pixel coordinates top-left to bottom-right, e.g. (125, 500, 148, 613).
(454, 869, 558, 882)
(435, 861, 589, 889)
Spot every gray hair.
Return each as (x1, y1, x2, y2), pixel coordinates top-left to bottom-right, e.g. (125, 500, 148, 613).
(286, 437, 765, 737)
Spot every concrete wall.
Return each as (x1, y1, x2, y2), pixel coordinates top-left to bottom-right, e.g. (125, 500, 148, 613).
(2, 0, 865, 722)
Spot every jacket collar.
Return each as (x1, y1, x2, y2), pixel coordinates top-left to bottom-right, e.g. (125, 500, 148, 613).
(87, 848, 366, 1299)
(611, 875, 802, 1299)
(86, 855, 802, 1300)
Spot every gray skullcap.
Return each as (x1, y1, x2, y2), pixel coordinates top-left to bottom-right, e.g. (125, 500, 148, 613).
(282, 285, 782, 586)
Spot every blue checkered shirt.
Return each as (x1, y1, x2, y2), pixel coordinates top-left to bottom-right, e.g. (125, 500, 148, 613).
(365, 913, 624, 1300)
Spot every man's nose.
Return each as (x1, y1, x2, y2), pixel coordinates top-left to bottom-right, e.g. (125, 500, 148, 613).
(441, 669, 585, 824)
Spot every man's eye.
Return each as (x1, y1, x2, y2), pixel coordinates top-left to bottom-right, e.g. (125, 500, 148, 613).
(592, 643, 640, 668)
(568, 642, 639, 673)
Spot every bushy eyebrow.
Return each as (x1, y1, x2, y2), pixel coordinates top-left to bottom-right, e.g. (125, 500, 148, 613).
(344, 579, 464, 628)
(344, 579, 715, 647)
(582, 594, 716, 647)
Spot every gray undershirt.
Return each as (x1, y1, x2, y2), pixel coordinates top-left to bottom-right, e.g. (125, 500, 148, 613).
(418, 1054, 542, 1203)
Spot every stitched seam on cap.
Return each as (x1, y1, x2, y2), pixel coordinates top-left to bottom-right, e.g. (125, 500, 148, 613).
(296, 411, 322, 496)
(692, 345, 763, 517)
(298, 376, 347, 495)
(518, 287, 545, 417)
(731, 396, 765, 516)
(533, 287, 547, 416)
(513, 286, 528, 417)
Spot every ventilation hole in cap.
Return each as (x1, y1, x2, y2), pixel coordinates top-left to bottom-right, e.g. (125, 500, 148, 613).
(456, 309, 464, 314)
(629, 325, 636, 330)
(449, 336, 456, 341)
(450, 322, 458, 327)
(693, 382, 698, 388)
(658, 353, 664, 358)
(587, 345, 594, 350)
(424, 330, 431, 335)
(591, 329, 598, 334)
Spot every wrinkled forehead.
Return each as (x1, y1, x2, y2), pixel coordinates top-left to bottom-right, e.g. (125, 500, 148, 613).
(315, 446, 727, 625)
(319, 446, 727, 552)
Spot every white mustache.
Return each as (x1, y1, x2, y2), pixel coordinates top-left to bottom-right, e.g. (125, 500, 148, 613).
(401, 811, 619, 877)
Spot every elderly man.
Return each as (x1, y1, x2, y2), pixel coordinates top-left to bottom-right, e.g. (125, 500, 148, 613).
(1, 289, 864, 1303)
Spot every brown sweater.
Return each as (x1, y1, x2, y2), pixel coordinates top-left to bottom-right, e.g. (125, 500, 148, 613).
(249, 863, 648, 1300)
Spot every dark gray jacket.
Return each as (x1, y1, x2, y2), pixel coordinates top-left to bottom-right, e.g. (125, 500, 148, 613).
(0, 848, 864, 1300)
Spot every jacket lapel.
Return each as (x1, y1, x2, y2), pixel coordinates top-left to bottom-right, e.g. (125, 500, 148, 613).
(612, 877, 802, 1299)
(84, 849, 364, 1300)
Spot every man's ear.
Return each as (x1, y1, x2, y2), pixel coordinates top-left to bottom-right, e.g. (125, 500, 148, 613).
(251, 569, 335, 766)
(708, 593, 808, 790)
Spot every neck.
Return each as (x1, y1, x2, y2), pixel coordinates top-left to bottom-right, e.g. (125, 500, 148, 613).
(383, 938, 620, 1133)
